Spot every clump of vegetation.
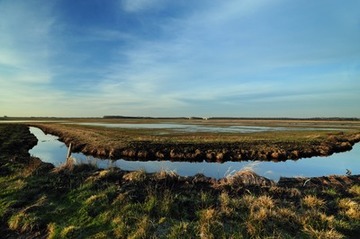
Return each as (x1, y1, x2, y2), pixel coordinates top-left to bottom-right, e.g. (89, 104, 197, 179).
(1, 124, 360, 238)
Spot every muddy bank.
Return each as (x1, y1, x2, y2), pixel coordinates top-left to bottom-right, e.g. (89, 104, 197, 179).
(0, 124, 54, 173)
(0, 124, 38, 156)
(32, 124, 360, 162)
(277, 174, 360, 188)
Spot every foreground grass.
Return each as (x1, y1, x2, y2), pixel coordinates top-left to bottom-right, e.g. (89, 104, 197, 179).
(2, 162, 360, 238)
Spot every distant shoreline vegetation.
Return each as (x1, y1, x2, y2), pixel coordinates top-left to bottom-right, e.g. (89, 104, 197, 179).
(102, 115, 360, 121)
(0, 116, 359, 121)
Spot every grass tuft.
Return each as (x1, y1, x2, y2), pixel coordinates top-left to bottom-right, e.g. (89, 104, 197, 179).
(198, 208, 224, 239)
(338, 198, 360, 220)
(128, 215, 153, 239)
(8, 211, 40, 233)
(47, 222, 57, 239)
(60, 225, 79, 238)
(123, 169, 147, 182)
(154, 169, 178, 180)
(168, 221, 195, 239)
(303, 226, 344, 239)
(219, 191, 233, 216)
(348, 185, 360, 197)
(302, 195, 326, 209)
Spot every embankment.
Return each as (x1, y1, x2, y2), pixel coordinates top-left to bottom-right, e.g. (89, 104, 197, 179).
(32, 124, 360, 162)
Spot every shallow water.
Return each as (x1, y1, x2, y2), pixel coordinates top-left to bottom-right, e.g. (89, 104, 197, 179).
(68, 122, 341, 134)
(29, 127, 360, 181)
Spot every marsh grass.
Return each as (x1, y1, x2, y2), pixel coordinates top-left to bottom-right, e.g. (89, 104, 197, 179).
(198, 208, 224, 239)
(168, 221, 196, 239)
(349, 185, 360, 197)
(123, 169, 147, 182)
(303, 226, 345, 239)
(338, 198, 360, 220)
(32, 119, 360, 155)
(302, 195, 326, 209)
(1, 124, 360, 238)
(2, 162, 359, 238)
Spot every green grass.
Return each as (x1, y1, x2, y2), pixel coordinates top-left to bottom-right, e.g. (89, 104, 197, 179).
(2, 162, 359, 238)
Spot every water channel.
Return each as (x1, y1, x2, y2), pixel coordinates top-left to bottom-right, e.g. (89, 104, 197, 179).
(29, 127, 360, 181)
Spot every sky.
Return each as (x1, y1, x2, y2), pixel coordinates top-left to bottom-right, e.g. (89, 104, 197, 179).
(1, 0, 359, 118)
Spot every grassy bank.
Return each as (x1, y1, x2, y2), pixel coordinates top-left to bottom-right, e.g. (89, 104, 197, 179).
(1, 124, 360, 238)
(30, 119, 360, 161)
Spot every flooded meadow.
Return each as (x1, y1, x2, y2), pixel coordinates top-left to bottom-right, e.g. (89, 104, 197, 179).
(29, 125, 360, 181)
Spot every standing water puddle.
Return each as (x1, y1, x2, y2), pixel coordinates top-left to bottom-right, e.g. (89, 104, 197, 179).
(68, 122, 342, 133)
(29, 127, 359, 181)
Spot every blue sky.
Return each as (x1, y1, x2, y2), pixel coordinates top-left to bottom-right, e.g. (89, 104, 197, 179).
(1, 0, 359, 117)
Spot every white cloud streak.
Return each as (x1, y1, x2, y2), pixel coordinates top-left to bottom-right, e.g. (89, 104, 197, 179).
(0, 1, 64, 116)
(0, 1, 54, 70)
(121, 0, 165, 13)
(1, 1, 359, 117)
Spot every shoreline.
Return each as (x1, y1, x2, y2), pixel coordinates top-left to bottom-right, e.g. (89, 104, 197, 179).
(2, 123, 359, 186)
(32, 123, 360, 162)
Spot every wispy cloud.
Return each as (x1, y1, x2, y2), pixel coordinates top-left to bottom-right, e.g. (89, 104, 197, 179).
(0, 1, 64, 116)
(120, 0, 165, 13)
(0, 1, 55, 68)
(1, 1, 359, 117)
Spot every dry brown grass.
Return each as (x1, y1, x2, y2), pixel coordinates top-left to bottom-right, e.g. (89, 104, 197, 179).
(348, 185, 360, 197)
(302, 195, 326, 209)
(198, 208, 224, 239)
(338, 198, 360, 220)
(303, 226, 344, 239)
(32, 118, 360, 147)
(123, 169, 147, 182)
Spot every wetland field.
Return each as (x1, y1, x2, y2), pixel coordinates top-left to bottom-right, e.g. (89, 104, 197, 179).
(0, 118, 360, 238)
(29, 117, 360, 161)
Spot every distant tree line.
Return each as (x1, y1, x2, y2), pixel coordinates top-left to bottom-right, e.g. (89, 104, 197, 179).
(103, 116, 360, 121)
(208, 117, 360, 121)
(103, 115, 189, 120)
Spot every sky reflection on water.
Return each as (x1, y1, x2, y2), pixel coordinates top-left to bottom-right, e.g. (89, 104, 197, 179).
(29, 127, 359, 181)
(70, 122, 341, 134)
